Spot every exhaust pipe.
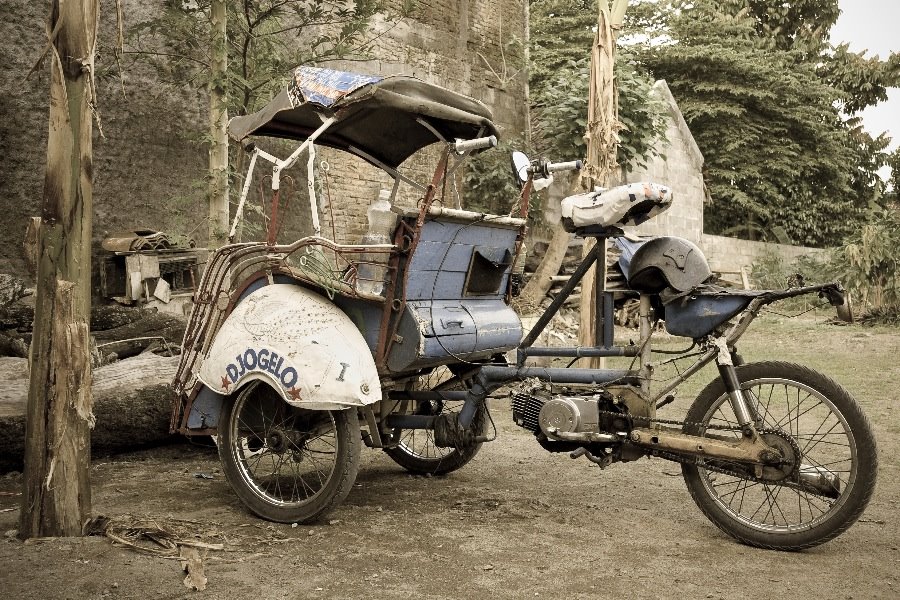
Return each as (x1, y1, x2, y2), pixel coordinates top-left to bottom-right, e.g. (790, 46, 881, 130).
(798, 465, 841, 499)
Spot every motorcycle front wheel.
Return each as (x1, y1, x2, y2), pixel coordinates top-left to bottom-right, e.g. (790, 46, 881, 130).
(383, 365, 486, 475)
(681, 361, 877, 550)
(219, 382, 361, 524)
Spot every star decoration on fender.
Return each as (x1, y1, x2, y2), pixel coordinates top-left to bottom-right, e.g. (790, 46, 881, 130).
(287, 386, 302, 401)
(221, 376, 231, 392)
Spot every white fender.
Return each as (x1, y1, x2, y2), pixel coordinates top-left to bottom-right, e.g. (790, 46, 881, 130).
(197, 283, 381, 410)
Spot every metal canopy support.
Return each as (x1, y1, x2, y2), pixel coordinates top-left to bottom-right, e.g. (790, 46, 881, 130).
(349, 145, 428, 192)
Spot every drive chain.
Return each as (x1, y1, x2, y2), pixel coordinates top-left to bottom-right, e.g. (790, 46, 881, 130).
(598, 410, 799, 488)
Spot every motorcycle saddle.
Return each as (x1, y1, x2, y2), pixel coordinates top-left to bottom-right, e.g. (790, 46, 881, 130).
(560, 182, 673, 236)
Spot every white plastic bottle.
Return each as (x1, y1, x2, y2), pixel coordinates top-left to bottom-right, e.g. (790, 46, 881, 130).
(357, 189, 395, 296)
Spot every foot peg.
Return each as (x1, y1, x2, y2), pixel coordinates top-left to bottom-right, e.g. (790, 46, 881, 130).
(570, 446, 613, 468)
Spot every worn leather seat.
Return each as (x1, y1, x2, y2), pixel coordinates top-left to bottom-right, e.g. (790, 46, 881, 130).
(560, 182, 673, 235)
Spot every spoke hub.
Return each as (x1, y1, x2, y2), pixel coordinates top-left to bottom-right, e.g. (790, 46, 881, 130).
(265, 428, 306, 454)
(757, 430, 801, 483)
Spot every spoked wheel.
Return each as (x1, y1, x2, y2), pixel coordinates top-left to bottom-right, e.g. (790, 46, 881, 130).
(383, 365, 486, 475)
(682, 362, 877, 550)
(219, 383, 361, 524)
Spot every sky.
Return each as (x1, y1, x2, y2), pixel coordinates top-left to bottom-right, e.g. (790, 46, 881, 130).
(831, 0, 899, 183)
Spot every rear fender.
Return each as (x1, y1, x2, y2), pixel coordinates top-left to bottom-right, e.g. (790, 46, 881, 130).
(196, 283, 381, 410)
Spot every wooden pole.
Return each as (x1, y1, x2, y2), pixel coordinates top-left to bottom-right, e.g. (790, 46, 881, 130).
(20, 0, 99, 538)
(578, 2, 626, 366)
(208, 0, 230, 249)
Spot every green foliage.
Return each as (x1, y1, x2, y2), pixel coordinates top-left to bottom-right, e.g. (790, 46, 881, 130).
(739, 0, 839, 54)
(529, 0, 668, 171)
(462, 139, 535, 216)
(831, 207, 900, 311)
(634, 0, 897, 247)
(886, 148, 900, 199)
(824, 45, 900, 114)
(750, 247, 830, 290)
(130, 0, 413, 114)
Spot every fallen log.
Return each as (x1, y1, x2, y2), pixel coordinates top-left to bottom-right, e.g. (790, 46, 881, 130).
(0, 303, 186, 359)
(0, 353, 181, 472)
(0, 302, 180, 333)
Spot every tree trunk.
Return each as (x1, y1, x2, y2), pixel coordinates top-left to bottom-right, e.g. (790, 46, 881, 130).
(1, 354, 180, 473)
(208, 0, 229, 249)
(20, 0, 99, 539)
(520, 222, 574, 308)
(0, 303, 186, 360)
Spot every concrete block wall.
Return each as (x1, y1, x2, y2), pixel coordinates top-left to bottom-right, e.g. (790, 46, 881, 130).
(701, 234, 826, 276)
(621, 81, 705, 245)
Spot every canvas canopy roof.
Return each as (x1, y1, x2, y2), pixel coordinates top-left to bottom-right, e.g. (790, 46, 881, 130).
(227, 66, 499, 169)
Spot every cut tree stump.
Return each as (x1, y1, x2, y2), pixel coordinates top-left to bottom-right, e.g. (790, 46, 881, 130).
(0, 353, 180, 472)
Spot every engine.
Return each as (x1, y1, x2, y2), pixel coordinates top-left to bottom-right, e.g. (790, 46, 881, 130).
(513, 389, 639, 463)
(512, 393, 600, 437)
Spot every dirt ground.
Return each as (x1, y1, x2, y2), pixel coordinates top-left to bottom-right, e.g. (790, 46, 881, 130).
(1, 314, 897, 599)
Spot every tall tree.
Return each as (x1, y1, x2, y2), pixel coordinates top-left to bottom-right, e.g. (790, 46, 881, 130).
(21, 0, 99, 538)
(529, 0, 666, 170)
(131, 0, 413, 116)
(636, 0, 898, 246)
(209, 0, 229, 248)
(520, 0, 666, 306)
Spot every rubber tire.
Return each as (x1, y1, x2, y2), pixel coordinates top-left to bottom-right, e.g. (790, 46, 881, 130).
(681, 362, 877, 550)
(383, 401, 486, 475)
(219, 384, 361, 524)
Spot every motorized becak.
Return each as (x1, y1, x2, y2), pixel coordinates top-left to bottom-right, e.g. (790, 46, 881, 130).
(172, 66, 876, 550)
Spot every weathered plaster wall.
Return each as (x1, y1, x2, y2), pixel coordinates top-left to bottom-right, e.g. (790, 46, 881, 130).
(0, 2, 208, 275)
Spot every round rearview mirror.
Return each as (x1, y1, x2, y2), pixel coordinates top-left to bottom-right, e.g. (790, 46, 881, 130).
(511, 151, 530, 184)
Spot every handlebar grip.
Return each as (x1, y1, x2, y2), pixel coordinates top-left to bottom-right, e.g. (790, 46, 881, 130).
(546, 160, 583, 173)
(454, 135, 498, 153)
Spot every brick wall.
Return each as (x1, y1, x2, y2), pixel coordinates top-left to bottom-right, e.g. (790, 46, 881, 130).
(0, 0, 528, 272)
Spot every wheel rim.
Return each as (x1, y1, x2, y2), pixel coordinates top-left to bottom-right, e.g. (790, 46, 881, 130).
(697, 377, 857, 534)
(229, 385, 339, 508)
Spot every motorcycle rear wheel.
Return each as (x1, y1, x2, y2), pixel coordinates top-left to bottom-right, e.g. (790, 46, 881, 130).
(383, 366, 485, 475)
(681, 362, 877, 550)
(219, 382, 361, 524)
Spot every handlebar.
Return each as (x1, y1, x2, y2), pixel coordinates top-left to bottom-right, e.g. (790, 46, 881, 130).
(454, 135, 498, 153)
(545, 160, 583, 173)
(527, 159, 583, 179)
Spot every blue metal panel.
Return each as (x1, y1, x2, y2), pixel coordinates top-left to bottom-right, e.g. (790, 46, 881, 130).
(664, 295, 753, 338)
(423, 333, 477, 356)
(413, 220, 518, 246)
(406, 271, 466, 299)
(407, 301, 476, 336)
(468, 301, 522, 349)
(406, 271, 512, 300)
(412, 241, 511, 272)
(187, 386, 226, 429)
